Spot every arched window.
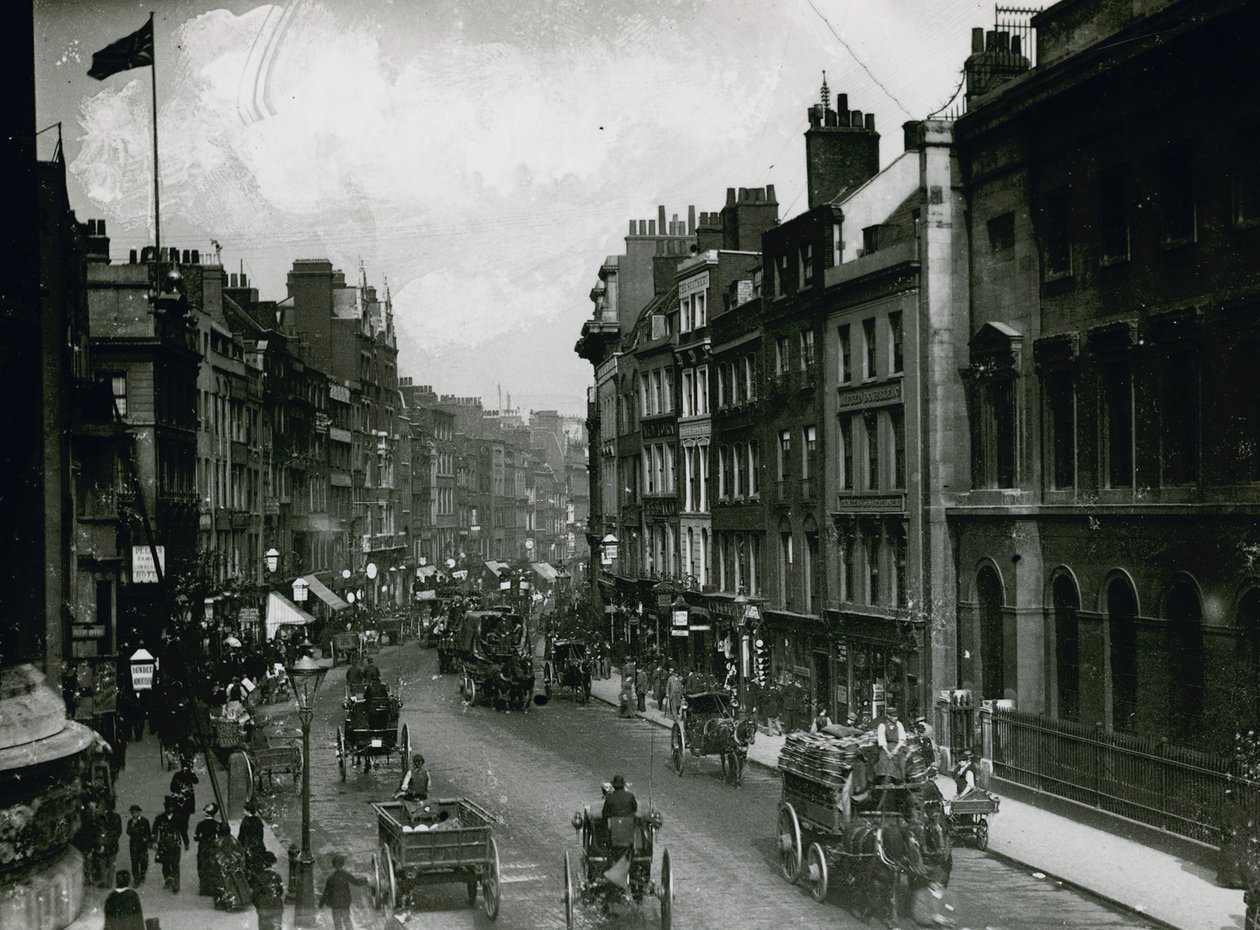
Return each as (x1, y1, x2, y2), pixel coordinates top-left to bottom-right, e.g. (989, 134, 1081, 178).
(1166, 580, 1204, 742)
(1239, 589, 1260, 729)
(1107, 576, 1138, 732)
(977, 566, 1005, 699)
(1053, 573, 1081, 721)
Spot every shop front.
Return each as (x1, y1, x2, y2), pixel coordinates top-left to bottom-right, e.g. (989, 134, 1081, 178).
(762, 609, 826, 732)
(826, 608, 922, 725)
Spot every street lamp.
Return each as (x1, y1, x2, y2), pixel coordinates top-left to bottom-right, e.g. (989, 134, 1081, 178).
(286, 651, 332, 929)
(292, 577, 309, 604)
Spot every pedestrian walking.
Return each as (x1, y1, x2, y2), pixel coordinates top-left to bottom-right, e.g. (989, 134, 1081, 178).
(653, 665, 666, 710)
(169, 760, 198, 850)
(238, 799, 267, 874)
(102, 870, 145, 930)
(195, 804, 222, 896)
(635, 667, 648, 712)
(153, 796, 182, 893)
(251, 850, 285, 930)
(98, 798, 123, 889)
(666, 669, 684, 719)
(319, 853, 368, 930)
(125, 805, 151, 886)
(763, 686, 783, 736)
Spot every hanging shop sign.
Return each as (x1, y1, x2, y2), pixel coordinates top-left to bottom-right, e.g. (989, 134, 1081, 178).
(131, 546, 166, 583)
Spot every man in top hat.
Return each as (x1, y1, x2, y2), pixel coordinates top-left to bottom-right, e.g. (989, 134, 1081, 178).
(601, 774, 637, 819)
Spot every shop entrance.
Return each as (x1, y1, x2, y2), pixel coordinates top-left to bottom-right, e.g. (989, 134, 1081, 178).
(813, 650, 831, 719)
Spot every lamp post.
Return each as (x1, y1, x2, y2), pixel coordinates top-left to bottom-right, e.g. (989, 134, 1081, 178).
(671, 594, 689, 668)
(286, 652, 332, 929)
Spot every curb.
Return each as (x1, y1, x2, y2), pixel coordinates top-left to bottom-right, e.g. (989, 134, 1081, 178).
(590, 687, 1188, 930)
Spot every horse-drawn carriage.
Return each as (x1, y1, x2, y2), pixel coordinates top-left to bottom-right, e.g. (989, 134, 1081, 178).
(543, 640, 592, 703)
(455, 610, 537, 711)
(369, 797, 501, 919)
(670, 691, 757, 786)
(563, 800, 672, 929)
(336, 687, 410, 780)
(776, 732, 952, 924)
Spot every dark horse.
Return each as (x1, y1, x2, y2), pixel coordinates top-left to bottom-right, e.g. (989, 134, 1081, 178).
(835, 811, 950, 927)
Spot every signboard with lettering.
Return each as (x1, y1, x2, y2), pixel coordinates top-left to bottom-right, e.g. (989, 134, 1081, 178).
(131, 546, 166, 583)
(678, 272, 710, 299)
(129, 649, 156, 691)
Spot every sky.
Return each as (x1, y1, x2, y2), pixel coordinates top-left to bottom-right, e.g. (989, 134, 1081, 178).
(34, 0, 996, 416)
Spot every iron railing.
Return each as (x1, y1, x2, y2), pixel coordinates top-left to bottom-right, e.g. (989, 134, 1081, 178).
(986, 709, 1256, 845)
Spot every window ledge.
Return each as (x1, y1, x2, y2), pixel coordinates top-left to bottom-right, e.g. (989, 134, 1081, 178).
(1161, 235, 1197, 251)
(1099, 254, 1130, 268)
(1042, 268, 1073, 283)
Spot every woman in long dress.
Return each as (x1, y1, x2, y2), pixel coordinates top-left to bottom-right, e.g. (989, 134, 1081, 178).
(214, 821, 252, 912)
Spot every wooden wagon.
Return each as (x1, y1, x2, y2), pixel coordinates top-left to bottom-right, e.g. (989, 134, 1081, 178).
(369, 798, 501, 919)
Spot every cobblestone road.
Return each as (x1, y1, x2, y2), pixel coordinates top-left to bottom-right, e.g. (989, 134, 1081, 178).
(260, 644, 1159, 930)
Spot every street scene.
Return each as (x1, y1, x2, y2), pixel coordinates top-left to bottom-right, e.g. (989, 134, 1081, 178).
(5, 1, 1259, 930)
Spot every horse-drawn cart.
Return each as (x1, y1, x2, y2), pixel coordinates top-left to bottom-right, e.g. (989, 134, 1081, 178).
(947, 790, 999, 849)
(670, 691, 757, 786)
(336, 689, 410, 780)
(543, 640, 592, 703)
(563, 803, 671, 929)
(369, 798, 501, 919)
(455, 610, 535, 711)
(776, 732, 952, 923)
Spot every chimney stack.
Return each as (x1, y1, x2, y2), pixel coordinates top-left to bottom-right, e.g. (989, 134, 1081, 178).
(804, 89, 881, 208)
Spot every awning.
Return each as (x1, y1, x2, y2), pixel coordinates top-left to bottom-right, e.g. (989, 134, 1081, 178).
(301, 574, 348, 611)
(530, 562, 559, 583)
(484, 560, 510, 577)
(265, 591, 317, 641)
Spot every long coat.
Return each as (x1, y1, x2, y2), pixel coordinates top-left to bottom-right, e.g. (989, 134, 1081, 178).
(102, 887, 144, 930)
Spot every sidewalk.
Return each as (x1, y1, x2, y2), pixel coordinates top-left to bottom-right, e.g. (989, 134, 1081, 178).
(66, 718, 295, 930)
(589, 675, 1244, 930)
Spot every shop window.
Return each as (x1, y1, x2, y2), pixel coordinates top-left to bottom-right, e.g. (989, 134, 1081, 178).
(1053, 573, 1081, 721)
(1100, 360, 1134, 488)
(1045, 368, 1075, 489)
(977, 566, 1005, 700)
(1166, 580, 1204, 742)
(1161, 145, 1196, 245)
(1159, 350, 1200, 486)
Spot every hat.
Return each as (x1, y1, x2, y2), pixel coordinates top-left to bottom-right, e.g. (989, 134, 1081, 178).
(261, 850, 278, 866)
(611, 774, 626, 789)
(129, 804, 142, 813)
(244, 799, 258, 814)
(203, 803, 219, 816)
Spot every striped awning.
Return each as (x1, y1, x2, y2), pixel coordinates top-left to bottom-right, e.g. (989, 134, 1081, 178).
(265, 591, 317, 641)
(301, 574, 348, 612)
(530, 562, 559, 583)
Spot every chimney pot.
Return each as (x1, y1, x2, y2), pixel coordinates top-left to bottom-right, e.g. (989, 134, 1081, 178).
(688, 205, 696, 233)
(242, 273, 248, 287)
(835, 94, 848, 115)
(766, 184, 777, 203)
(648, 220, 656, 235)
(230, 273, 238, 287)
(996, 31, 1010, 52)
(972, 27, 984, 52)
(98, 219, 106, 235)
(851, 110, 863, 128)
(726, 188, 736, 207)
(181, 249, 190, 264)
(986, 30, 996, 51)
(629, 220, 636, 236)
(129, 248, 138, 264)
(658, 205, 666, 234)
(87, 219, 97, 235)
(864, 113, 876, 132)
(638, 220, 647, 236)
(191, 249, 200, 263)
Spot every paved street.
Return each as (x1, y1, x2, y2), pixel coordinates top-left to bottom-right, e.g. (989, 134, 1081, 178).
(256, 645, 1161, 930)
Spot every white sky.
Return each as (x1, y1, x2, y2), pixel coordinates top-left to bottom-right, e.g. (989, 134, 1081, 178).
(34, 0, 999, 414)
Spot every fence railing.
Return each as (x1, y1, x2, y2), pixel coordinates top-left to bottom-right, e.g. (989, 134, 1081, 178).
(986, 709, 1256, 846)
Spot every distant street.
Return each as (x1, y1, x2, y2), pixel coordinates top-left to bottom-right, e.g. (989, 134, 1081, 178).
(260, 644, 1158, 930)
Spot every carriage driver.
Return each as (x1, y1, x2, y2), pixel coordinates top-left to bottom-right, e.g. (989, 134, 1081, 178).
(601, 774, 637, 820)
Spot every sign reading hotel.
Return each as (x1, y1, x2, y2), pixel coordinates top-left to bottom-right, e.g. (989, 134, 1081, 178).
(131, 545, 166, 583)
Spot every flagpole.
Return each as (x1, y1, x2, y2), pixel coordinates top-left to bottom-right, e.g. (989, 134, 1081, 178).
(149, 11, 160, 261)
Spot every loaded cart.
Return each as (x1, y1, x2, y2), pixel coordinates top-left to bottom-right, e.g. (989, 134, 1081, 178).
(370, 798, 502, 919)
(947, 791, 999, 849)
(776, 732, 953, 924)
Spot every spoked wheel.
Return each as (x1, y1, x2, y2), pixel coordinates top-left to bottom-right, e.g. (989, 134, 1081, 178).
(482, 835, 501, 919)
(670, 726, 684, 776)
(336, 728, 347, 783)
(659, 847, 673, 930)
(805, 842, 829, 902)
(466, 675, 477, 706)
(370, 853, 383, 909)
(400, 723, 411, 771)
(563, 850, 575, 930)
(381, 844, 397, 911)
(976, 817, 989, 850)
(777, 802, 802, 883)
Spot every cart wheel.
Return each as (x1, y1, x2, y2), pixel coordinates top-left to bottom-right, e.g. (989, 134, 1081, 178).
(659, 848, 672, 930)
(777, 802, 802, 884)
(400, 723, 411, 771)
(336, 728, 346, 783)
(670, 726, 684, 776)
(563, 851, 575, 930)
(805, 842, 828, 902)
(370, 852, 386, 910)
(381, 844, 397, 911)
(482, 835, 501, 919)
(466, 675, 476, 706)
(976, 817, 989, 850)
